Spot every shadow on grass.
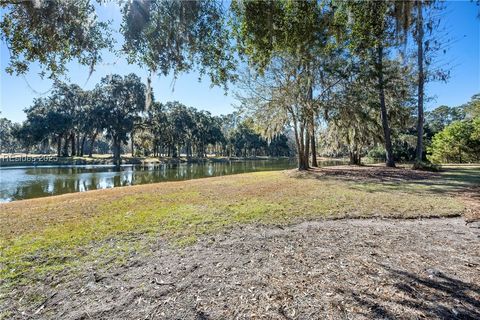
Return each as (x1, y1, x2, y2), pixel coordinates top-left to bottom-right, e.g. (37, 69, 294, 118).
(292, 165, 480, 197)
(350, 263, 480, 319)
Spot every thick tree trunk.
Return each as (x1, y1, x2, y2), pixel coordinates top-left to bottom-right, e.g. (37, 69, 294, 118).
(349, 147, 361, 165)
(415, 2, 425, 164)
(294, 118, 309, 171)
(349, 152, 355, 165)
(377, 45, 395, 167)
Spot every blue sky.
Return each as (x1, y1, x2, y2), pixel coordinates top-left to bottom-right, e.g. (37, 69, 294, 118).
(1, 1, 479, 123)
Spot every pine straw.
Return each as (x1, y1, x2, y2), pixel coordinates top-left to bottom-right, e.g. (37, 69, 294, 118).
(3, 218, 479, 319)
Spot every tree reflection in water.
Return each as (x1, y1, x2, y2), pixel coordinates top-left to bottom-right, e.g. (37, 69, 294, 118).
(0, 159, 347, 202)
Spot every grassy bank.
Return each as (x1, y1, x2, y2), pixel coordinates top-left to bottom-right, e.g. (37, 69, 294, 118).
(0, 153, 291, 167)
(0, 166, 477, 293)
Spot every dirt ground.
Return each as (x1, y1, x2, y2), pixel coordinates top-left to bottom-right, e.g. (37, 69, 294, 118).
(5, 217, 479, 320)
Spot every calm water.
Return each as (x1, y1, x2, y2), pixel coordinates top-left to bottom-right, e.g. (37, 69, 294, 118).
(0, 159, 348, 202)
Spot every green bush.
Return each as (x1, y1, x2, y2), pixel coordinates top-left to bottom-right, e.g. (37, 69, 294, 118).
(427, 117, 480, 164)
(367, 146, 386, 161)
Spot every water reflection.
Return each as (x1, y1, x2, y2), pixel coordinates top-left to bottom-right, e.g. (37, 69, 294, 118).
(0, 159, 347, 202)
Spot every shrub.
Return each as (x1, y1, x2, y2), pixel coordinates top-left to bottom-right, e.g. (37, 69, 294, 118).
(427, 118, 480, 164)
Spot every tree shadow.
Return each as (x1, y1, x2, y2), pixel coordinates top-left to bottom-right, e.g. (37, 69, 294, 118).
(350, 263, 480, 319)
(291, 165, 480, 197)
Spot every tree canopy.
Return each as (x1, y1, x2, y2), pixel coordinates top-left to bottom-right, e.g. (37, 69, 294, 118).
(0, 0, 111, 78)
(121, 0, 236, 87)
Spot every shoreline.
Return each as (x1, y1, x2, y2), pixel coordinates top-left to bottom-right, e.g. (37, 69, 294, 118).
(0, 155, 297, 168)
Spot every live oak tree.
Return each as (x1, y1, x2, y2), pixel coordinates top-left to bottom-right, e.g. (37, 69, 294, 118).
(146, 102, 169, 157)
(95, 74, 146, 166)
(49, 82, 88, 156)
(20, 82, 88, 157)
(164, 102, 195, 158)
(21, 98, 66, 156)
(84, 90, 110, 157)
(190, 110, 224, 158)
(229, 119, 267, 157)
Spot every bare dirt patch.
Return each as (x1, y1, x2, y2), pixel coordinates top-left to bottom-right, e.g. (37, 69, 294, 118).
(4, 217, 479, 320)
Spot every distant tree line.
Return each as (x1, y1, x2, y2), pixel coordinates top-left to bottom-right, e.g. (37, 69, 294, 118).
(0, 76, 293, 164)
(4, 90, 478, 165)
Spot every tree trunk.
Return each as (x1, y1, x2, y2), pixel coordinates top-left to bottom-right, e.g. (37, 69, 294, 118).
(131, 132, 134, 157)
(292, 113, 309, 170)
(310, 127, 318, 167)
(377, 45, 395, 167)
(307, 81, 318, 167)
(415, 2, 425, 164)
(292, 114, 303, 170)
(113, 136, 121, 167)
(76, 134, 80, 156)
(62, 136, 69, 157)
(305, 127, 310, 167)
(349, 151, 355, 165)
(70, 133, 76, 157)
(80, 134, 87, 156)
(89, 131, 98, 157)
(297, 119, 309, 170)
(349, 147, 361, 165)
(57, 135, 62, 157)
(172, 145, 178, 158)
(187, 141, 192, 158)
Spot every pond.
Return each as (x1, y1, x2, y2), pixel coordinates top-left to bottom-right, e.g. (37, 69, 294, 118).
(0, 158, 347, 202)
